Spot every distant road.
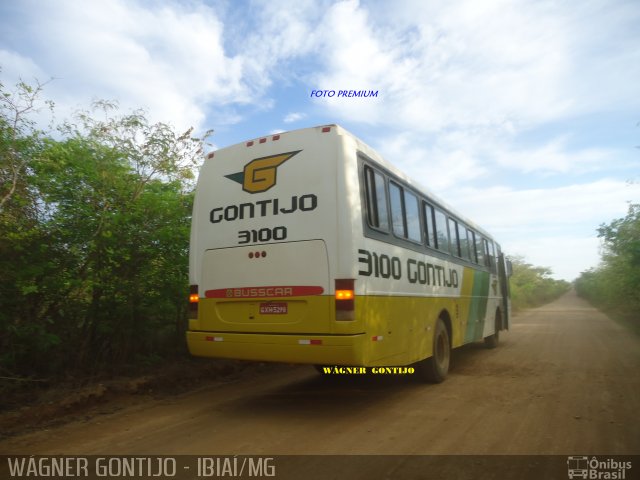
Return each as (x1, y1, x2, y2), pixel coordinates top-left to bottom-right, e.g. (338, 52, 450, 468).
(2, 290, 638, 458)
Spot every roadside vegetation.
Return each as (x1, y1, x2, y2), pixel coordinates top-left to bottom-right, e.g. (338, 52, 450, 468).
(0, 76, 211, 403)
(574, 204, 640, 335)
(507, 256, 571, 311)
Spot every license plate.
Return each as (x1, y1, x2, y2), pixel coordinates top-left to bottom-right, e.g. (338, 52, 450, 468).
(260, 302, 288, 315)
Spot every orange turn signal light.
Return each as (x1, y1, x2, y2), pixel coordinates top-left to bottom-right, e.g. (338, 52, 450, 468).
(335, 290, 354, 301)
(188, 285, 199, 320)
(335, 279, 355, 319)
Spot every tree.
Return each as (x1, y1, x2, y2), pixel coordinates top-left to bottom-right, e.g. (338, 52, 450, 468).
(0, 76, 52, 214)
(576, 204, 640, 328)
(0, 77, 212, 379)
(0, 78, 56, 378)
(507, 255, 570, 310)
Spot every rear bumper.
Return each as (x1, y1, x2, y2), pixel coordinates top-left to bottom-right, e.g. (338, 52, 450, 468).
(186, 331, 365, 365)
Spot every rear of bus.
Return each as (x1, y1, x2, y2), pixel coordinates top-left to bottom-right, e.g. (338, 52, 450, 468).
(187, 125, 365, 366)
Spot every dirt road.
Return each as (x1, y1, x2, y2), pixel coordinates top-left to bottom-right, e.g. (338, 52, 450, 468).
(1, 291, 638, 459)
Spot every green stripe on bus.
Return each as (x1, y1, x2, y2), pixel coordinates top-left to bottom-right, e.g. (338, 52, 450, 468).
(465, 270, 490, 342)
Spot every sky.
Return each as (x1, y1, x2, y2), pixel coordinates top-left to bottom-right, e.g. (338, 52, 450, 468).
(1, 0, 639, 280)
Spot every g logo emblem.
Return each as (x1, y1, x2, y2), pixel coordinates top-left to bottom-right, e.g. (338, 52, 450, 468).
(225, 151, 301, 194)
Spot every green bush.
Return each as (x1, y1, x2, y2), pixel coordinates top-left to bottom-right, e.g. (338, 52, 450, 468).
(575, 204, 640, 333)
(0, 78, 210, 379)
(508, 256, 570, 311)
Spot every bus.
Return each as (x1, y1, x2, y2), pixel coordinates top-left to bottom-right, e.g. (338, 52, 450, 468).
(187, 124, 511, 382)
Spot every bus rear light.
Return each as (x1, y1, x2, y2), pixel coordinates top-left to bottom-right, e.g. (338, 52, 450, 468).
(335, 289, 354, 300)
(246, 141, 254, 146)
(272, 134, 280, 140)
(322, 126, 331, 133)
(335, 279, 355, 320)
(189, 285, 199, 319)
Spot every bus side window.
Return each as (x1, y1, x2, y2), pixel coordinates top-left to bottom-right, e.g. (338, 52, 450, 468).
(482, 239, 491, 268)
(404, 189, 421, 242)
(484, 239, 496, 271)
(489, 240, 497, 273)
(364, 166, 389, 231)
(434, 209, 449, 254)
(389, 182, 405, 237)
(448, 217, 461, 257)
(476, 234, 485, 266)
(467, 229, 478, 263)
(423, 202, 436, 248)
(459, 226, 473, 262)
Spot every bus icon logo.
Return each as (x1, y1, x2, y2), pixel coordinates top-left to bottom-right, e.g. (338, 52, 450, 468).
(567, 456, 589, 479)
(225, 150, 301, 193)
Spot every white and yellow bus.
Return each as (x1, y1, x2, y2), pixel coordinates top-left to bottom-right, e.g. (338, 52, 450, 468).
(187, 124, 511, 382)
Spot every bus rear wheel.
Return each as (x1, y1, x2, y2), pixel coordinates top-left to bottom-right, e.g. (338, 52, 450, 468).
(484, 310, 501, 349)
(416, 318, 450, 383)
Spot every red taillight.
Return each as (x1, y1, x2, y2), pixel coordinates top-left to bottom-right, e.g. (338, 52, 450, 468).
(189, 285, 199, 319)
(322, 126, 331, 133)
(335, 279, 355, 320)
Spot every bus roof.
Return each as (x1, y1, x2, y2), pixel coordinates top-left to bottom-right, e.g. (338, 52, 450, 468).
(206, 123, 497, 243)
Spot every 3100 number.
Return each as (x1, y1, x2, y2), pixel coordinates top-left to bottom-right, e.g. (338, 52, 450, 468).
(358, 249, 402, 279)
(238, 226, 287, 244)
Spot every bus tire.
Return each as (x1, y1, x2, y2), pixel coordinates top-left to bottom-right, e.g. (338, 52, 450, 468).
(416, 318, 450, 383)
(484, 310, 501, 349)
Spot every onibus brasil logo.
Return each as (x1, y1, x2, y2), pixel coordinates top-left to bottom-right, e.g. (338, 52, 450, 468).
(225, 150, 302, 194)
(567, 456, 632, 479)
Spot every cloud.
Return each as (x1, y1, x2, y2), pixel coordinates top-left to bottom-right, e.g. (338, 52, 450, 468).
(507, 236, 600, 281)
(455, 180, 640, 232)
(491, 137, 613, 175)
(307, 0, 572, 132)
(0, 49, 46, 85)
(376, 131, 489, 192)
(283, 112, 305, 123)
(2, 0, 249, 132)
(306, 0, 640, 137)
(450, 180, 640, 279)
(4, 0, 638, 135)
(7, 0, 637, 138)
(371, 119, 638, 205)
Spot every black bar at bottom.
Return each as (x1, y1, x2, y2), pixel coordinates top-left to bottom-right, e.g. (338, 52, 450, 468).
(1, 455, 638, 480)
